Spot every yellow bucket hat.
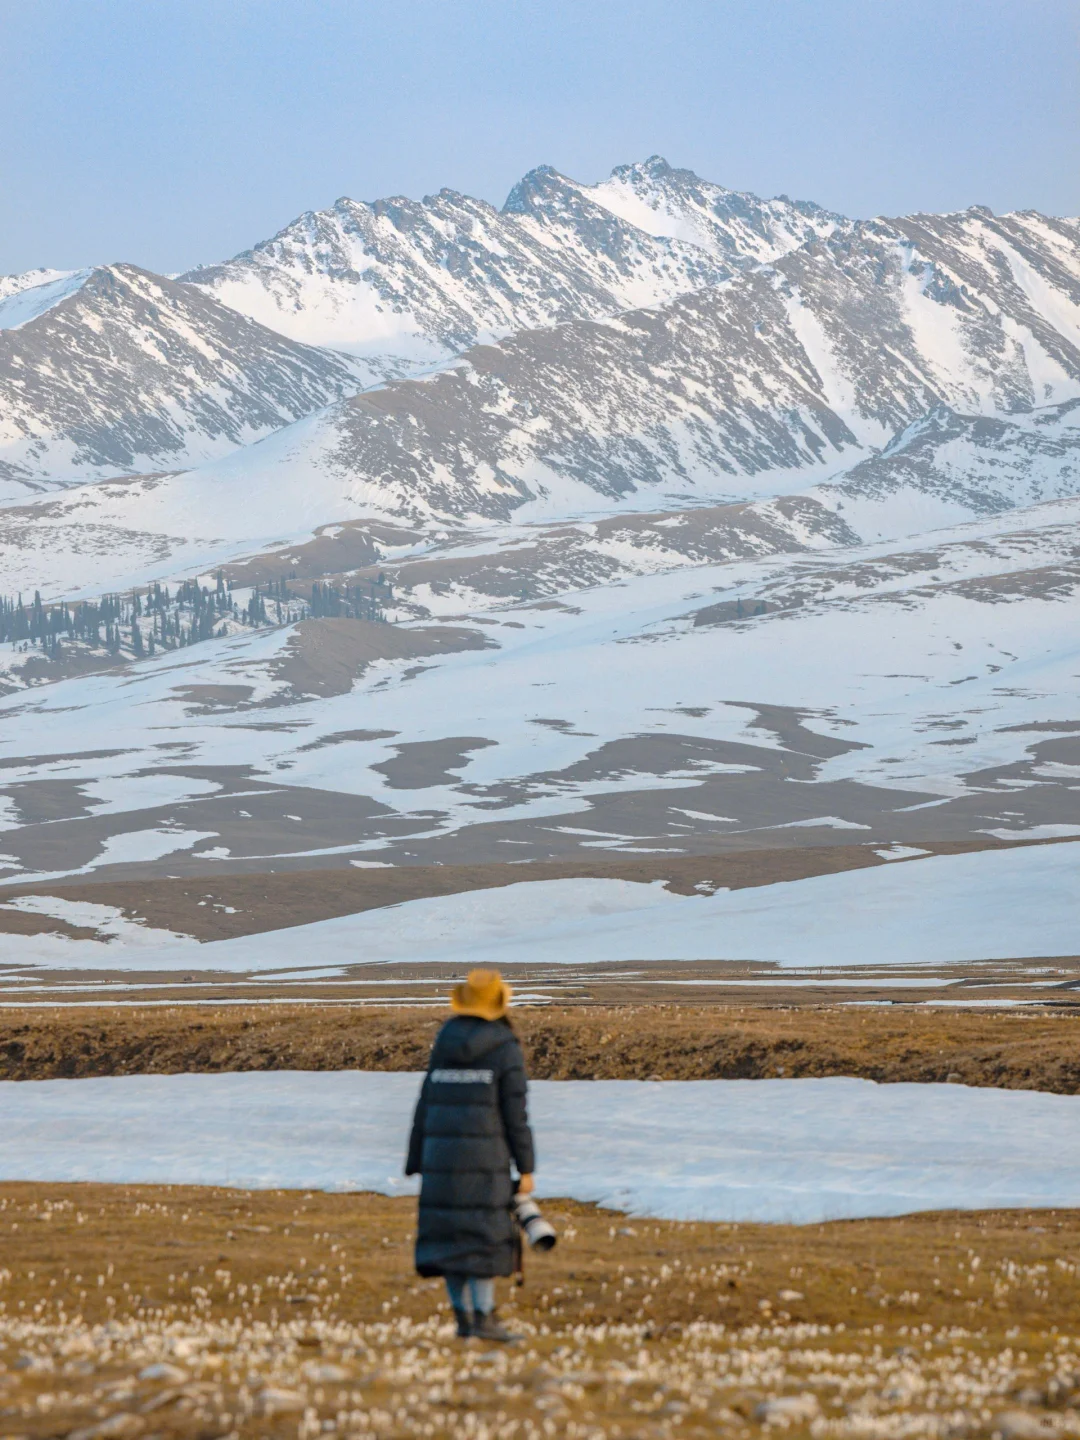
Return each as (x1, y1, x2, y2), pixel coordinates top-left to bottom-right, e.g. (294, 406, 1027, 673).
(450, 968, 511, 1021)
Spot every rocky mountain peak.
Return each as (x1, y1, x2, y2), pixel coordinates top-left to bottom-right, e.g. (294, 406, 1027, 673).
(608, 154, 704, 189)
(501, 163, 573, 214)
(633, 154, 676, 176)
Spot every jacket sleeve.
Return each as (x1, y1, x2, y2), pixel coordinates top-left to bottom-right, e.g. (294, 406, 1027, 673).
(405, 1074, 430, 1176)
(497, 1038, 536, 1175)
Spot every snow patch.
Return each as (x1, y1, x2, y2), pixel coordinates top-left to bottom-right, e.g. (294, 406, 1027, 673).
(0, 268, 90, 330)
(0, 895, 192, 946)
(3, 1070, 1080, 1223)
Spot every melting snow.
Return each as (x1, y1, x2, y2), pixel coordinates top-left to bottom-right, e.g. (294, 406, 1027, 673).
(2, 1070, 1079, 1223)
(0, 895, 191, 946)
(0, 842, 1076, 972)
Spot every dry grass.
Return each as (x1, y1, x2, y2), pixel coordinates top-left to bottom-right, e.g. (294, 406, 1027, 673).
(3, 1004, 1080, 1092)
(1, 1185, 1078, 1438)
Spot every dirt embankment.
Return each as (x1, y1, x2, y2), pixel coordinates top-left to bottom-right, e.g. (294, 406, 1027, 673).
(3, 1004, 1080, 1091)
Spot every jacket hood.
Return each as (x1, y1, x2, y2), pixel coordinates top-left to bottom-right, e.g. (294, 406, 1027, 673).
(435, 1015, 512, 1065)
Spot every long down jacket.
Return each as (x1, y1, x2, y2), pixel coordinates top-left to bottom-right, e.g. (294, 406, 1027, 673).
(405, 1015, 535, 1278)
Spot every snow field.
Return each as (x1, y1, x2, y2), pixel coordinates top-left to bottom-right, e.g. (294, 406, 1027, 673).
(1, 841, 1076, 973)
(2, 497, 1080, 873)
(2, 1071, 1079, 1224)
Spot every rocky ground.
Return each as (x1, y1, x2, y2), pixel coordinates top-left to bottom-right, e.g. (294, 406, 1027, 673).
(2, 1004, 1080, 1091)
(1, 1185, 1079, 1439)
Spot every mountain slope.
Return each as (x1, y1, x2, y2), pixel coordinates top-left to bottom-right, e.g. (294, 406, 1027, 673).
(318, 398, 1080, 613)
(2, 189, 1079, 605)
(811, 399, 1080, 540)
(181, 158, 844, 368)
(3, 392, 1078, 613)
(292, 210, 1080, 524)
(0, 267, 92, 329)
(0, 497, 1078, 886)
(0, 264, 366, 496)
(777, 209, 1080, 427)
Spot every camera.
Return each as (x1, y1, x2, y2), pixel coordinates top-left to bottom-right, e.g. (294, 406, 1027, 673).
(513, 1194, 557, 1251)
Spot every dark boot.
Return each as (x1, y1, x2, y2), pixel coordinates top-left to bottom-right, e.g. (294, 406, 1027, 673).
(472, 1310, 520, 1343)
(452, 1306, 472, 1338)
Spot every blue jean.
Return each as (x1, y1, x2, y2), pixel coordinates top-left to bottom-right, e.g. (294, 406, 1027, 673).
(445, 1273, 495, 1316)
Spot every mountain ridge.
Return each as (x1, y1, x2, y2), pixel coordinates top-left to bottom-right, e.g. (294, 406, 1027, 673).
(1, 159, 1078, 567)
(0, 261, 368, 495)
(4, 157, 1076, 514)
(178, 157, 848, 367)
(2, 161, 1080, 892)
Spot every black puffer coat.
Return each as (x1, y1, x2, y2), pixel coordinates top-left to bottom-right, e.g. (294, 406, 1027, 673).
(405, 1015, 535, 1278)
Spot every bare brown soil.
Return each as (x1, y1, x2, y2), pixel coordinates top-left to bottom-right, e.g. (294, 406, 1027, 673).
(0, 840, 1016, 943)
(1, 1184, 1078, 1438)
(219, 516, 420, 588)
(264, 617, 497, 700)
(3, 1004, 1080, 1091)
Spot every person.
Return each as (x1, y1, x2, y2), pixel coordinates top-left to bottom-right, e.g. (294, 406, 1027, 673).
(405, 968, 535, 1341)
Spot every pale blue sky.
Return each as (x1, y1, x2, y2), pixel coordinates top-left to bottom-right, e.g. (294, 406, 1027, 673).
(1, 0, 1076, 276)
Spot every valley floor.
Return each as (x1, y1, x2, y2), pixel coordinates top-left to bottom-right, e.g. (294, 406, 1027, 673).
(0, 1187, 1078, 1439)
(3, 1012, 1079, 1436)
(0, 840, 1077, 1004)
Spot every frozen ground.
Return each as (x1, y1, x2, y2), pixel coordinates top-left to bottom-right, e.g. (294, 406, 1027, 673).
(0, 840, 1076, 974)
(2, 1070, 1079, 1223)
(0, 498, 1079, 884)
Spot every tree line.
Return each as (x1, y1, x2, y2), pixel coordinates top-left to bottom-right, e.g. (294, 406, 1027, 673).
(0, 572, 392, 662)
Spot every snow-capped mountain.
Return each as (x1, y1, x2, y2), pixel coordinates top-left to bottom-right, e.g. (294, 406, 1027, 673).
(3, 195, 1080, 606)
(581, 155, 844, 260)
(0, 263, 366, 494)
(7, 163, 1077, 522)
(180, 158, 845, 368)
(271, 206, 1080, 524)
(0, 159, 854, 495)
(2, 157, 1080, 900)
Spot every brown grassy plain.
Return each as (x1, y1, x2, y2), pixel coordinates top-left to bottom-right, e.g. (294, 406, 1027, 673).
(4, 1004, 1079, 1436)
(2, 1186, 1080, 1439)
(2, 1004, 1080, 1091)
